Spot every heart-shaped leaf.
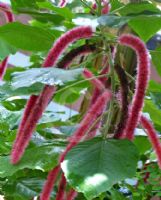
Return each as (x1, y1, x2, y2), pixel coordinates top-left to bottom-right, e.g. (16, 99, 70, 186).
(61, 138, 139, 200)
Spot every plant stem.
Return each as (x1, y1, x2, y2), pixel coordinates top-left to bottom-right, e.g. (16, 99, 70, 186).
(54, 73, 110, 95)
(102, 48, 115, 138)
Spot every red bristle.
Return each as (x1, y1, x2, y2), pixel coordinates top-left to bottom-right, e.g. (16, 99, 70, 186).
(55, 173, 66, 200)
(0, 2, 14, 80)
(101, 3, 111, 14)
(11, 86, 56, 164)
(11, 95, 38, 154)
(0, 2, 14, 22)
(140, 115, 161, 169)
(67, 189, 78, 200)
(43, 26, 93, 68)
(82, 68, 105, 91)
(118, 34, 150, 140)
(59, 0, 67, 7)
(0, 57, 8, 80)
(40, 165, 61, 200)
(86, 66, 109, 139)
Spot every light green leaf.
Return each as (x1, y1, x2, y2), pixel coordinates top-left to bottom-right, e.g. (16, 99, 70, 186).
(98, 15, 131, 28)
(144, 99, 161, 127)
(150, 47, 161, 77)
(128, 15, 161, 42)
(37, 1, 74, 20)
(11, 68, 83, 89)
(148, 80, 161, 93)
(118, 2, 160, 16)
(0, 38, 17, 60)
(0, 22, 55, 51)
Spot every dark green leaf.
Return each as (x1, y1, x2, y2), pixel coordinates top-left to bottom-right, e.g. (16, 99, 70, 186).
(62, 138, 139, 199)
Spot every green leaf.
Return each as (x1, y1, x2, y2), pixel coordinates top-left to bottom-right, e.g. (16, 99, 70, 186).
(11, 68, 83, 89)
(110, 0, 124, 12)
(54, 81, 89, 104)
(0, 22, 55, 51)
(0, 82, 43, 101)
(148, 80, 161, 93)
(0, 105, 21, 129)
(150, 47, 161, 77)
(133, 136, 151, 155)
(144, 99, 161, 127)
(110, 188, 127, 200)
(2, 172, 56, 199)
(62, 138, 139, 199)
(11, 0, 38, 10)
(0, 38, 17, 60)
(2, 178, 46, 200)
(17, 9, 64, 24)
(128, 15, 161, 42)
(98, 15, 131, 28)
(0, 143, 64, 178)
(37, 1, 74, 20)
(150, 92, 161, 110)
(118, 2, 160, 16)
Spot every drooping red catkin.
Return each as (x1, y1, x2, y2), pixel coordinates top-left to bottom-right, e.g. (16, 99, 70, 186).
(0, 2, 14, 80)
(0, 57, 8, 80)
(140, 115, 161, 169)
(101, 1, 111, 15)
(92, 3, 97, 10)
(40, 90, 111, 200)
(55, 173, 66, 200)
(82, 68, 105, 91)
(43, 26, 93, 68)
(118, 34, 150, 140)
(11, 26, 94, 164)
(67, 189, 78, 200)
(11, 85, 56, 164)
(59, 0, 67, 7)
(92, 0, 111, 15)
(57, 44, 96, 69)
(0, 2, 14, 22)
(86, 67, 109, 139)
(11, 95, 38, 155)
(90, 66, 109, 107)
(40, 165, 61, 200)
(114, 64, 129, 139)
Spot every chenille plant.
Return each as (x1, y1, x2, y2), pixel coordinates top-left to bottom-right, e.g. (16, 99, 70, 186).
(0, 0, 161, 200)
